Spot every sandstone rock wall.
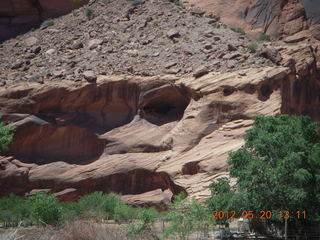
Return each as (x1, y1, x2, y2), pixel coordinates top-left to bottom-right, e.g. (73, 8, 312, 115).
(0, 0, 89, 42)
(182, 0, 319, 40)
(1, 47, 318, 206)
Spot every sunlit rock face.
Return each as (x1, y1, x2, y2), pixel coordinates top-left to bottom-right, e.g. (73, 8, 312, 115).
(183, 0, 320, 39)
(1, 45, 318, 206)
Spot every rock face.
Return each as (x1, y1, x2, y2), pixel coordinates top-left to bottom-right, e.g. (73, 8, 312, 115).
(1, 42, 319, 206)
(0, 0, 319, 208)
(0, 0, 89, 42)
(182, 0, 320, 40)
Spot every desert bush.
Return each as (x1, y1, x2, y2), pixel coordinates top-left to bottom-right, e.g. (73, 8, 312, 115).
(132, 0, 144, 6)
(56, 220, 142, 240)
(76, 192, 124, 220)
(258, 33, 270, 42)
(0, 194, 29, 227)
(231, 27, 246, 35)
(126, 208, 158, 237)
(84, 8, 94, 19)
(113, 202, 136, 223)
(169, 0, 182, 6)
(41, 19, 54, 28)
(247, 42, 258, 53)
(163, 193, 213, 240)
(77, 192, 108, 220)
(27, 194, 62, 225)
(0, 120, 15, 153)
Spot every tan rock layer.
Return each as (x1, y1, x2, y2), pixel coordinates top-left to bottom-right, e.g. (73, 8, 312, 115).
(0, 45, 319, 206)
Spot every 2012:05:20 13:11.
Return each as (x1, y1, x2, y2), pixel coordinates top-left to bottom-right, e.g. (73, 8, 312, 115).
(211, 210, 307, 220)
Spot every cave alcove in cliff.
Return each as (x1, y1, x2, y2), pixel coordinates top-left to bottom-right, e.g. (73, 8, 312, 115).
(140, 86, 191, 126)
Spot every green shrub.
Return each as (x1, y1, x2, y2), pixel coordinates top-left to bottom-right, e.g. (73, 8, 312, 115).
(0, 120, 15, 153)
(77, 191, 108, 219)
(231, 27, 245, 35)
(61, 202, 81, 223)
(163, 193, 213, 240)
(247, 42, 258, 53)
(40, 19, 54, 28)
(84, 8, 94, 19)
(214, 15, 220, 21)
(169, 0, 182, 6)
(0, 194, 29, 227)
(77, 192, 124, 220)
(27, 194, 62, 225)
(258, 33, 270, 42)
(127, 208, 158, 236)
(132, 0, 144, 6)
(104, 194, 122, 219)
(114, 203, 136, 223)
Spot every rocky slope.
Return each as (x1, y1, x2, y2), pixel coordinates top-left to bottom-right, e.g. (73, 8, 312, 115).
(0, 0, 319, 207)
(0, 0, 272, 84)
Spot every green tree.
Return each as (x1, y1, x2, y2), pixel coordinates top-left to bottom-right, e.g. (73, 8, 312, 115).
(0, 120, 15, 153)
(27, 194, 62, 225)
(208, 115, 320, 233)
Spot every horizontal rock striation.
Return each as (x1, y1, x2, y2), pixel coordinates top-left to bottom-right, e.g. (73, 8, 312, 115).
(1, 45, 319, 206)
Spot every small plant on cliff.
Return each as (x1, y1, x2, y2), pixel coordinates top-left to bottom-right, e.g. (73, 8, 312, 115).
(231, 27, 246, 35)
(169, 0, 182, 6)
(258, 33, 270, 42)
(132, 0, 144, 6)
(0, 119, 15, 153)
(247, 42, 258, 53)
(208, 115, 320, 233)
(84, 8, 94, 19)
(40, 19, 54, 29)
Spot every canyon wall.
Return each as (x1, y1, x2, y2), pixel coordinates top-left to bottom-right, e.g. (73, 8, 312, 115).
(0, 0, 89, 42)
(0, 43, 319, 206)
(182, 0, 320, 40)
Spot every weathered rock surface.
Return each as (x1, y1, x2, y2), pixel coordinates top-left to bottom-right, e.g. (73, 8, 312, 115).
(0, 0, 319, 208)
(1, 44, 319, 205)
(182, 0, 320, 41)
(0, 0, 271, 83)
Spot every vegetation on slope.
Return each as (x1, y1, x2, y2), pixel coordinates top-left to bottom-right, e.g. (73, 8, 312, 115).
(208, 115, 320, 233)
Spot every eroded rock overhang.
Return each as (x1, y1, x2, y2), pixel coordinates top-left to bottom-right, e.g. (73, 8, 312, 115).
(0, 47, 319, 206)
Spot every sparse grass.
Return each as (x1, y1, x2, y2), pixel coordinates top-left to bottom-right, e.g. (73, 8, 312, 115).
(247, 42, 258, 53)
(258, 33, 270, 42)
(40, 19, 54, 29)
(55, 220, 133, 240)
(0, 192, 213, 239)
(101, 0, 109, 4)
(213, 15, 220, 21)
(230, 27, 245, 35)
(132, 0, 144, 6)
